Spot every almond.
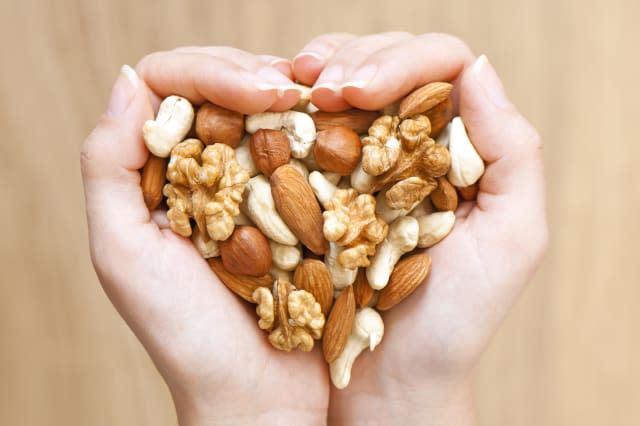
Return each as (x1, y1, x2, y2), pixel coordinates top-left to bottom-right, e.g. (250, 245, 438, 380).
(219, 226, 272, 276)
(430, 177, 459, 211)
(376, 253, 431, 311)
(311, 109, 379, 134)
(140, 154, 168, 210)
(293, 259, 333, 314)
(323, 285, 356, 363)
(249, 129, 291, 177)
(313, 126, 362, 176)
(398, 82, 453, 119)
(353, 269, 376, 308)
(195, 102, 245, 148)
(208, 258, 272, 302)
(457, 182, 479, 201)
(270, 165, 328, 255)
(425, 97, 454, 138)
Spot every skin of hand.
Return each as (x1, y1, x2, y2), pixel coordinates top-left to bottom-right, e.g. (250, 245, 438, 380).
(293, 33, 548, 425)
(80, 48, 330, 426)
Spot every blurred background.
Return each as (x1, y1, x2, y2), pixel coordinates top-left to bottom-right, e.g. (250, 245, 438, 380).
(2, 0, 639, 424)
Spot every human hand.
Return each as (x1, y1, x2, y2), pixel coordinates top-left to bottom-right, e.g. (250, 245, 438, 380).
(81, 48, 330, 426)
(293, 33, 548, 425)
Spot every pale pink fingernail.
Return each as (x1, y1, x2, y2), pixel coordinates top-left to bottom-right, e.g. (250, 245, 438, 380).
(342, 64, 378, 90)
(251, 67, 299, 98)
(107, 65, 139, 116)
(471, 55, 512, 109)
(293, 51, 327, 63)
(313, 64, 344, 93)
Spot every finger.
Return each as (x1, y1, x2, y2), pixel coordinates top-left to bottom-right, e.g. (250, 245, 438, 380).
(338, 33, 475, 111)
(292, 32, 357, 86)
(310, 32, 414, 112)
(259, 55, 294, 79)
(81, 65, 155, 241)
(459, 55, 548, 264)
(136, 50, 300, 114)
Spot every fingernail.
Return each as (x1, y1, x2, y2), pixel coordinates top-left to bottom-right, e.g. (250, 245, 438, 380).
(293, 51, 327, 63)
(313, 64, 344, 93)
(471, 55, 512, 109)
(251, 67, 298, 98)
(107, 64, 139, 116)
(341, 64, 378, 90)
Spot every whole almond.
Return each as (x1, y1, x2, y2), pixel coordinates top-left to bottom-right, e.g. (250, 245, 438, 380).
(425, 97, 454, 138)
(353, 269, 376, 308)
(323, 285, 356, 363)
(311, 109, 379, 134)
(270, 165, 328, 255)
(377, 253, 431, 311)
(293, 259, 333, 314)
(430, 177, 459, 211)
(195, 102, 245, 147)
(398, 82, 453, 119)
(208, 258, 272, 302)
(457, 182, 479, 201)
(313, 126, 362, 176)
(141, 154, 168, 210)
(249, 129, 291, 176)
(219, 226, 272, 276)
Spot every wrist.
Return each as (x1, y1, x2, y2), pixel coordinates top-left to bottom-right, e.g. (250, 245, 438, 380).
(329, 376, 475, 426)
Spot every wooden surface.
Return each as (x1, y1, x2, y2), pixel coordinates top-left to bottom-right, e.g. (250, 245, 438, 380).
(1, 0, 638, 424)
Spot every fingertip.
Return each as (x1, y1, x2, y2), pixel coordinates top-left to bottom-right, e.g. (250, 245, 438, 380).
(292, 52, 327, 85)
(310, 87, 351, 112)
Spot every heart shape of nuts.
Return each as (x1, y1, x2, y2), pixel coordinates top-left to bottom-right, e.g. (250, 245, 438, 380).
(140, 81, 485, 389)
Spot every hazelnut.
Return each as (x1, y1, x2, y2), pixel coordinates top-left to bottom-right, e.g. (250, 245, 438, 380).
(313, 126, 361, 176)
(249, 129, 291, 177)
(430, 177, 459, 211)
(219, 226, 272, 276)
(195, 102, 245, 148)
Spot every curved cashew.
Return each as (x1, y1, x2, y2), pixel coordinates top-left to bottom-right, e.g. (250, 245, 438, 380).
(143, 96, 194, 158)
(270, 241, 302, 271)
(366, 216, 419, 290)
(325, 242, 358, 290)
(269, 265, 293, 283)
(350, 161, 377, 194)
(416, 211, 456, 248)
(330, 307, 384, 389)
(245, 111, 316, 159)
(447, 117, 485, 187)
(191, 227, 219, 258)
(241, 175, 298, 245)
(409, 198, 435, 219)
(308, 171, 338, 208)
(234, 135, 259, 177)
(436, 120, 451, 149)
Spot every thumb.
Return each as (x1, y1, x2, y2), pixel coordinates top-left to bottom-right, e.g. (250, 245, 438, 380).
(81, 65, 155, 242)
(458, 55, 548, 267)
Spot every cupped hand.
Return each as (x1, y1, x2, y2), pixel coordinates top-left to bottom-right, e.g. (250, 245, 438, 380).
(81, 47, 329, 426)
(294, 33, 548, 425)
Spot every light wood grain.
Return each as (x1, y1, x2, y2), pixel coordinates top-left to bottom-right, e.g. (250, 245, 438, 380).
(1, 0, 638, 425)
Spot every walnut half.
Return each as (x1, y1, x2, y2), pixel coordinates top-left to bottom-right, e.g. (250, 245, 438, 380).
(252, 280, 325, 352)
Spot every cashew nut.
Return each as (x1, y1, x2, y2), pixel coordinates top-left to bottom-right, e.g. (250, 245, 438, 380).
(234, 135, 259, 177)
(191, 227, 219, 258)
(375, 187, 423, 224)
(288, 159, 310, 180)
(325, 242, 358, 290)
(447, 117, 485, 187)
(143, 96, 194, 158)
(366, 216, 419, 290)
(409, 198, 435, 219)
(416, 211, 456, 248)
(436, 120, 451, 149)
(330, 307, 384, 389)
(233, 210, 253, 226)
(245, 111, 316, 159)
(241, 175, 298, 245)
(292, 84, 318, 113)
(269, 265, 293, 283)
(270, 241, 302, 271)
(350, 161, 377, 194)
(308, 171, 338, 208)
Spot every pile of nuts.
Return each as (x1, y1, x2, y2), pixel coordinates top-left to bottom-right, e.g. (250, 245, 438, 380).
(140, 82, 485, 389)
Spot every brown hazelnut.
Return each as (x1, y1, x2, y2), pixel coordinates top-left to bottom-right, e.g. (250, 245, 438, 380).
(219, 226, 272, 276)
(431, 177, 459, 211)
(313, 126, 361, 176)
(195, 102, 245, 147)
(249, 129, 291, 177)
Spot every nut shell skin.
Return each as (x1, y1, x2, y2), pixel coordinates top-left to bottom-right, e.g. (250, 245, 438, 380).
(195, 102, 245, 148)
(219, 226, 272, 276)
(208, 258, 272, 302)
(323, 285, 356, 363)
(141, 154, 167, 210)
(249, 129, 291, 177)
(430, 177, 459, 211)
(293, 259, 334, 315)
(313, 126, 362, 176)
(377, 253, 431, 311)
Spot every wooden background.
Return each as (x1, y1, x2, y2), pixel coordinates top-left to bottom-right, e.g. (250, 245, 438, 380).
(2, 0, 639, 424)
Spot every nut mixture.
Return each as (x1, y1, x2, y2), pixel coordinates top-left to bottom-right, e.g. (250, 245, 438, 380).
(140, 81, 485, 389)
